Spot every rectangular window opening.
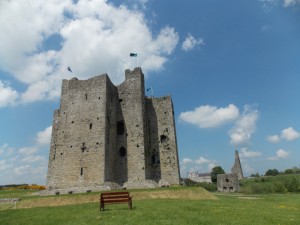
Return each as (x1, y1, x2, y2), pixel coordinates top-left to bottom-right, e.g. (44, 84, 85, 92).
(117, 120, 125, 135)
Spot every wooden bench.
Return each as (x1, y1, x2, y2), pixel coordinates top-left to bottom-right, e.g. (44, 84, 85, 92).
(100, 191, 132, 211)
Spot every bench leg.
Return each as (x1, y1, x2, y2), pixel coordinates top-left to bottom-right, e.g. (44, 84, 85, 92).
(128, 199, 132, 209)
(100, 202, 104, 211)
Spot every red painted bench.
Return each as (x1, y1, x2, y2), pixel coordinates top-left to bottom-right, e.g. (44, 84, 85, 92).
(100, 192, 132, 211)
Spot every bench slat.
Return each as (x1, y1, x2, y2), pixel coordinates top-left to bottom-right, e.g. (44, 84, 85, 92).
(102, 199, 131, 204)
(101, 192, 129, 196)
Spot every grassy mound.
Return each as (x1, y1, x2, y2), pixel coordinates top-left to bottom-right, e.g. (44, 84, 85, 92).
(2, 186, 217, 209)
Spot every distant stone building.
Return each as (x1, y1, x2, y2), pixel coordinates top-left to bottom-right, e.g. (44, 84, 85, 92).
(217, 173, 240, 192)
(188, 172, 212, 183)
(217, 150, 243, 192)
(46, 68, 180, 194)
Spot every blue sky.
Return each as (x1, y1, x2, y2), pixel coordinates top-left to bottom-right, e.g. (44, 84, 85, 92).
(0, 0, 300, 185)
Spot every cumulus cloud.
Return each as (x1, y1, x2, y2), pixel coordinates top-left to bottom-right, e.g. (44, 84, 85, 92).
(0, 160, 12, 172)
(195, 156, 212, 164)
(36, 126, 52, 146)
(266, 134, 280, 143)
(18, 147, 38, 156)
(229, 105, 259, 146)
(0, 0, 179, 105)
(242, 163, 256, 174)
(179, 104, 239, 128)
(181, 33, 204, 51)
(267, 127, 300, 143)
(208, 163, 217, 171)
(281, 127, 300, 141)
(283, 0, 300, 7)
(260, 0, 300, 8)
(240, 148, 262, 158)
(181, 158, 193, 165)
(268, 149, 290, 160)
(0, 125, 53, 184)
(0, 143, 15, 156)
(21, 155, 47, 164)
(180, 156, 216, 176)
(0, 81, 19, 107)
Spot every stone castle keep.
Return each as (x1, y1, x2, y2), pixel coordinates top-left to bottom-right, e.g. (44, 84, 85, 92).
(46, 68, 180, 194)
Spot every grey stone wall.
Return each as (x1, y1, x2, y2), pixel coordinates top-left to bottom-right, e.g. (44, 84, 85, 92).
(217, 174, 240, 192)
(46, 67, 180, 192)
(146, 97, 180, 185)
(231, 150, 244, 180)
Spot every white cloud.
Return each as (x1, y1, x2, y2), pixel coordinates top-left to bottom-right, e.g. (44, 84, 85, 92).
(242, 163, 256, 174)
(268, 149, 290, 160)
(195, 156, 212, 165)
(0, 143, 15, 156)
(0, 160, 12, 172)
(0, 125, 56, 184)
(179, 104, 239, 128)
(14, 165, 32, 176)
(281, 127, 300, 141)
(0, 0, 179, 105)
(266, 134, 280, 143)
(267, 127, 300, 143)
(181, 33, 205, 51)
(36, 126, 52, 146)
(207, 163, 217, 171)
(21, 155, 47, 164)
(181, 158, 193, 165)
(18, 147, 38, 156)
(180, 156, 216, 175)
(240, 148, 262, 158)
(229, 105, 259, 146)
(0, 81, 19, 107)
(283, 0, 300, 7)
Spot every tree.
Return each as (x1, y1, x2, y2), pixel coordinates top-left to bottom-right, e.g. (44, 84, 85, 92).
(286, 177, 300, 192)
(265, 169, 279, 176)
(250, 172, 260, 177)
(292, 167, 300, 174)
(284, 169, 294, 174)
(211, 166, 225, 183)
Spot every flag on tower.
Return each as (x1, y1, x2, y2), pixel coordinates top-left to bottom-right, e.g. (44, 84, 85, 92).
(130, 53, 137, 57)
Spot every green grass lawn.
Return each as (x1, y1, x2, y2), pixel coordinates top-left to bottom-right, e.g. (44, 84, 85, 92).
(1, 188, 300, 225)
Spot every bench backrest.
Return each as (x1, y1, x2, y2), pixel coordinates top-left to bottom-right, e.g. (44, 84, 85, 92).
(101, 192, 130, 202)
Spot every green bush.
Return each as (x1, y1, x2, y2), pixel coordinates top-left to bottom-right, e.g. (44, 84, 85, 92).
(273, 182, 286, 193)
(196, 182, 217, 192)
(285, 177, 300, 192)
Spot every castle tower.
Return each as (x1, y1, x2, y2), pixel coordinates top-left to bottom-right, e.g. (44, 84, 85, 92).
(46, 68, 180, 193)
(231, 150, 244, 180)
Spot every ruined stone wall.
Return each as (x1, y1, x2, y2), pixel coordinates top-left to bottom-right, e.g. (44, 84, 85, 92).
(231, 150, 244, 180)
(217, 173, 240, 192)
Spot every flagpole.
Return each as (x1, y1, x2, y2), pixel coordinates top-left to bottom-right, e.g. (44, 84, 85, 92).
(151, 86, 153, 98)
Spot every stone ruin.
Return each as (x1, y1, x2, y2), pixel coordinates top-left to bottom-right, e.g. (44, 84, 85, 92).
(217, 150, 243, 192)
(43, 68, 180, 195)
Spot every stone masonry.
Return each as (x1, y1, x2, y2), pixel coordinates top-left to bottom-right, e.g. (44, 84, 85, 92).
(45, 68, 180, 194)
